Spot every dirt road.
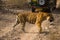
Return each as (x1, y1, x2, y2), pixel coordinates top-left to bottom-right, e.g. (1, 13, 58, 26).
(0, 0, 60, 40)
(0, 9, 60, 40)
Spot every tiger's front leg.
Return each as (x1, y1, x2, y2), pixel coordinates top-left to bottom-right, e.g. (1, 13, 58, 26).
(35, 15, 43, 33)
(35, 21, 42, 33)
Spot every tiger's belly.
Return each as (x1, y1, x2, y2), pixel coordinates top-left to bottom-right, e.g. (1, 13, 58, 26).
(27, 19, 36, 24)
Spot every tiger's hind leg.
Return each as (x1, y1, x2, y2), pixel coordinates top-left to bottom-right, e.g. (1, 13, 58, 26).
(13, 20, 20, 28)
(13, 20, 26, 32)
(21, 22, 26, 32)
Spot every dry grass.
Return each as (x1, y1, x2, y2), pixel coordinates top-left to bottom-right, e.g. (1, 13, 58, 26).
(2, 0, 29, 9)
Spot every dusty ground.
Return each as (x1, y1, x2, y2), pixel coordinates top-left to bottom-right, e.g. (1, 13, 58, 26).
(0, 9, 60, 40)
(0, 0, 60, 40)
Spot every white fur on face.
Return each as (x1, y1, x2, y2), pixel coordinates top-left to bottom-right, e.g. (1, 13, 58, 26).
(47, 16, 50, 20)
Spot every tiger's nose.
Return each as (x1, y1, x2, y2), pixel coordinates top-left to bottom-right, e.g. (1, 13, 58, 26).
(50, 20, 53, 22)
(50, 19, 53, 22)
